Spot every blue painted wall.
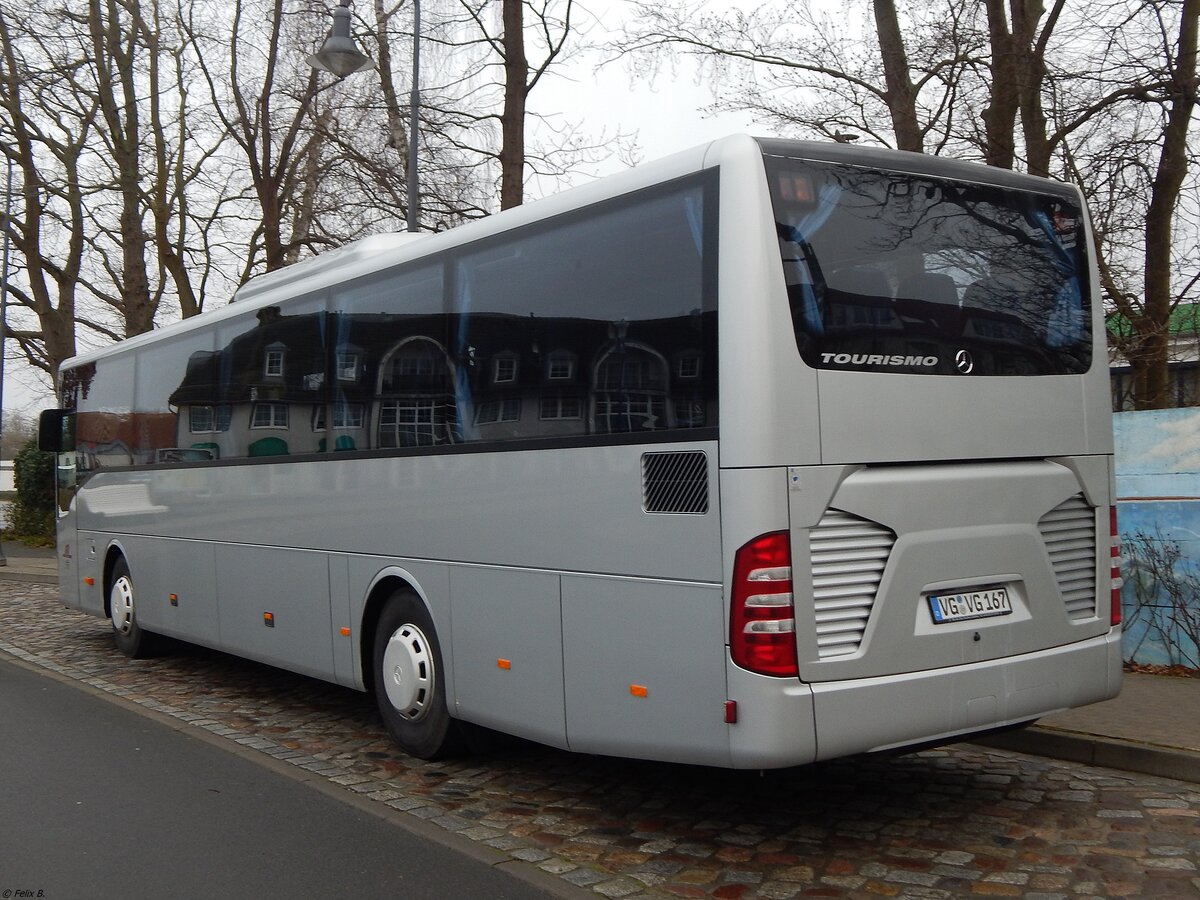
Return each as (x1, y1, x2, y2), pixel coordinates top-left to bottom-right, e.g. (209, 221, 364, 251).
(1114, 409, 1200, 668)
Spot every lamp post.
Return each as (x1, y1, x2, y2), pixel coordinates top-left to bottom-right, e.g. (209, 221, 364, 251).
(406, 0, 420, 233)
(0, 155, 12, 567)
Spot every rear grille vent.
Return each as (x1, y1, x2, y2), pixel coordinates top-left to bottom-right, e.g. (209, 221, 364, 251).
(641, 451, 709, 514)
(809, 509, 896, 659)
(1039, 494, 1098, 620)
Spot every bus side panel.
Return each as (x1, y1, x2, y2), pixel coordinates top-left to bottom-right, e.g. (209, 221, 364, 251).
(214, 545, 336, 682)
(561, 577, 730, 767)
(329, 554, 355, 689)
(68, 532, 105, 617)
(124, 537, 220, 647)
(56, 521, 82, 612)
(450, 566, 568, 749)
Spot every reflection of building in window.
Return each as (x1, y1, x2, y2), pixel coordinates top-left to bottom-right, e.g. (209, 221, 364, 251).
(596, 395, 667, 432)
(379, 399, 439, 447)
(673, 396, 706, 427)
(676, 354, 701, 379)
(475, 398, 520, 424)
(546, 352, 575, 381)
(539, 393, 582, 420)
(251, 402, 289, 429)
(388, 351, 436, 382)
(593, 346, 670, 433)
(189, 405, 233, 433)
(264, 345, 286, 377)
(336, 352, 360, 382)
(492, 355, 518, 383)
(377, 337, 460, 446)
(313, 403, 365, 430)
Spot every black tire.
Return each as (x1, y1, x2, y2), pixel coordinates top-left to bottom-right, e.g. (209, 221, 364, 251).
(372, 589, 460, 760)
(108, 557, 158, 659)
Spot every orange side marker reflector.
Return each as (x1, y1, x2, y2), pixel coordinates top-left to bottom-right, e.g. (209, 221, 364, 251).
(497, 658, 512, 670)
(340, 627, 351, 637)
(169, 594, 179, 607)
(263, 612, 275, 628)
(629, 684, 648, 698)
(83, 577, 95, 586)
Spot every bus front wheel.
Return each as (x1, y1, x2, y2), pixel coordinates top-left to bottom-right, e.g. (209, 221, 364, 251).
(373, 590, 460, 760)
(108, 558, 157, 658)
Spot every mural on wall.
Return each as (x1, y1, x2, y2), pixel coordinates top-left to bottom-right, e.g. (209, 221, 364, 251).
(1114, 408, 1200, 669)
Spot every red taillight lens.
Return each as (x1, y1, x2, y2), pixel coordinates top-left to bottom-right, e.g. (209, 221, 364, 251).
(1110, 505, 1123, 627)
(730, 531, 799, 677)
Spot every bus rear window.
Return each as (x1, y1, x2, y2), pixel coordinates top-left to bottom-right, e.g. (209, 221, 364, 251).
(765, 157, 1091, 376)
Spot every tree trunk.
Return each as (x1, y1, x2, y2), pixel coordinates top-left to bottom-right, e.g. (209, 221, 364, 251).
(89, 0, 155, 337)
(499, 0, 527, 209)
(1137, 0, 1199, 408)
(872, 0, 922, 152)
(983, 0, 1019, 169)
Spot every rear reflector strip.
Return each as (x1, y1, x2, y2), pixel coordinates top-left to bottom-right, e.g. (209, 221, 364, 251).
(1110, 506, 1123, 627)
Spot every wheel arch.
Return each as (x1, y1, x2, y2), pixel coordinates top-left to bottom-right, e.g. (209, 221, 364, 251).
(358, 567, 435, 696)
(101, 540, 130, 618)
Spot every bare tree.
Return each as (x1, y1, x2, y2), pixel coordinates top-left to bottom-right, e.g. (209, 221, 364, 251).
(428, 0, 585, 209)
(1079, 0, 1200, 408)
(619, 0, 986, 153)
(186, 0, 336, 274)
(0, 5, 91, 385)
(0, 0, 237, 395)
(621, 0, 1200, 410)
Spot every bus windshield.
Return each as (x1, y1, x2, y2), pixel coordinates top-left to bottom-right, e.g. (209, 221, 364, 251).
(765, 155, 1092, 376)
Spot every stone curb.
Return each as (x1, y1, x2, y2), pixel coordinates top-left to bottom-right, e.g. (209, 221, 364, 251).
(973, 725, 1200, 785)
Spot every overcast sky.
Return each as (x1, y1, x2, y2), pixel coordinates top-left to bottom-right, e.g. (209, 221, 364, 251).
(524, 0, 762, 192)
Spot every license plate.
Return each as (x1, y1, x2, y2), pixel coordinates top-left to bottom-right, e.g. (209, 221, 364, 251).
(927, 587, 1012, 624)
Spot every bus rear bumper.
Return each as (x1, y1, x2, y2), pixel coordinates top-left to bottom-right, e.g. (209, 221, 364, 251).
(809, 629, 1123, 762)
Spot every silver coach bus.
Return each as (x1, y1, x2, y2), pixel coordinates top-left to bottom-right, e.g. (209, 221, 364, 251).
(40, 135, 1121, 767)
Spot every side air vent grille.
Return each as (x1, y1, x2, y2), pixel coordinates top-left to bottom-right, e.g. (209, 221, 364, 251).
(1039, 494, 1098, 620)
(641, 451, 709, 514)
(809, 509, 896, 659)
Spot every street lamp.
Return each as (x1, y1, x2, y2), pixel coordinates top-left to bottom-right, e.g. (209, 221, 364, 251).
(306, 0, 375, 78)
(307, 0, 419, 233)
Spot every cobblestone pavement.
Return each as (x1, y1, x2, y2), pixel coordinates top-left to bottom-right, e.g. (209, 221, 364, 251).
(3, 583, 1199, 900)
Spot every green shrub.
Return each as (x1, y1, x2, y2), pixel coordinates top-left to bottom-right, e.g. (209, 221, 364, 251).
(5, 437, 56, 545)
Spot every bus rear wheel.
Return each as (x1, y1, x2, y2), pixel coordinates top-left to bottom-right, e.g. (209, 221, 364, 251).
(373, 590, 460, 760)
(108, 558, 158, 658)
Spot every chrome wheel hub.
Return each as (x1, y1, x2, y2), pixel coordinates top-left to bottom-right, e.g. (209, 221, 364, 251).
(382, 624, 434, 721)
(111, 576, 135, 635)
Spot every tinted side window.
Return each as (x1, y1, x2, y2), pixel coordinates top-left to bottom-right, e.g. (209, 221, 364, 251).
(138, 332, 219, 464)
(330, 265, 447, 451)
(166, 297, 328, 461)
(64, 354, 135, 471)
(450, 173, 718, 443)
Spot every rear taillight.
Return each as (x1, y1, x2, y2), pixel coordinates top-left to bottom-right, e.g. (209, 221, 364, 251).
(1110, 506, 1123, 627)
(730, 531, 799, 677)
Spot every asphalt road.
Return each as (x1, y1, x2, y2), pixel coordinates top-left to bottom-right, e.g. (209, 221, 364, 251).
(0, 656, 569, 900)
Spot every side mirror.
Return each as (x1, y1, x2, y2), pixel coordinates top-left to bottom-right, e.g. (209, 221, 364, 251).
(38, 409, 75, 453)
